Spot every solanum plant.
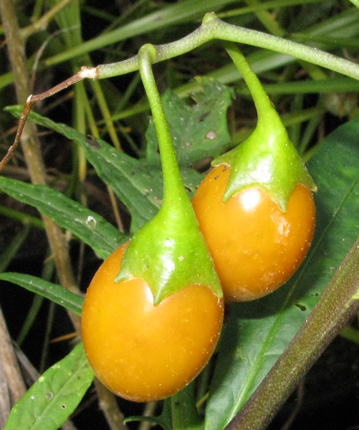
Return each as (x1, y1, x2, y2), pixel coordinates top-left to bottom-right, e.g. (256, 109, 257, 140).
(1, 2, 359, 430)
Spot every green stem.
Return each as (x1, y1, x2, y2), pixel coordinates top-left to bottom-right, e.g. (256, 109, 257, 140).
(223, 42, 284, 133)
(0, 225, 30, 273)
(138, 44, 187, 208)
(97, 13, 359, 81)
(340, 325, 359, 344)
(225, 234, 359, 430)
(213, 42, 315, 209)
(116, 43, 222, 303)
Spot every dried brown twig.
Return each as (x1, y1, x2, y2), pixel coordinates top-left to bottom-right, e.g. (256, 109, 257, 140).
(0, 66, 97, 172)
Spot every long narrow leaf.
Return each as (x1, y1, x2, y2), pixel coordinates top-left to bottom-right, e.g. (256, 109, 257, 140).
(0, 273, 84, 315)
(0, 175, 125, 259)
(5, 106, 164, 232)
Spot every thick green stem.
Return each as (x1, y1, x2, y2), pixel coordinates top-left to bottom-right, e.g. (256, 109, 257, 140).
(225, 234, 359, 430)
(138, 44, 188, 208)
(213, 42, 315, 210)
(116, 43, 222, 303)
(223, 42, 283, 132)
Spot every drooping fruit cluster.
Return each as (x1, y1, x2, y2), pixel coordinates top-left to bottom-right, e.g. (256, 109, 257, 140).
(82, 42, 316, 403)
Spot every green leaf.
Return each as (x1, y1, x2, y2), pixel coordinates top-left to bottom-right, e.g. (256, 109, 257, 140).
(0, 175, 125, 259)
(4, 343, 94, 430)
(6, 89, 230, 233)
(81, 135, 164, 233)
(0, 273, 83, 315)
(146, 78, 233, 166)
(5, 107, 163, 232)
(205, 117, 359, 429)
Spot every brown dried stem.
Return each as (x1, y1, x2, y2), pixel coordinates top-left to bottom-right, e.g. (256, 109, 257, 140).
(0, 67, 96, 172)
(0, 308, 26, 418)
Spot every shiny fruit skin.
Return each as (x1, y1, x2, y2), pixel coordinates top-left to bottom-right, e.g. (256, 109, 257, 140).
(81, 243, 224, 402)
(192, 164, 315, 301)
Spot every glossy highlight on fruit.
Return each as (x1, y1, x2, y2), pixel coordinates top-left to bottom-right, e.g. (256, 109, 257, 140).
(81, 242, 224, 402)
(192, 164, 316, 302)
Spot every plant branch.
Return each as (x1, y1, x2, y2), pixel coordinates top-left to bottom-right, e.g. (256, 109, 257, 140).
(97, 13, 359, 80)
(225, 233, 359, 430)
(3, 12, 359, 171)
(94, 379, 129, 430)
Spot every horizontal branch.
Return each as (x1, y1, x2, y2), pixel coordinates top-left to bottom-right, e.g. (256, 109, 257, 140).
(96, 13, 359, 81)
(2, 12, 359, 172)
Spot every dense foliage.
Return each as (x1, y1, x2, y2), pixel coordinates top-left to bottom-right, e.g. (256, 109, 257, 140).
(0, 1, 359, 430)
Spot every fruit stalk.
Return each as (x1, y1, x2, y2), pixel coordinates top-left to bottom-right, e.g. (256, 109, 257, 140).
(116, 44, 222, 304)
(216, 42, 316, 210)
(137, 44, 190, 210)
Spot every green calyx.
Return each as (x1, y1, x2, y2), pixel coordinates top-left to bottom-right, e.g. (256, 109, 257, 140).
(214, 107, 316, 211)
(116, 194, 222, 305)
(116, 44, 222, 305)
(215, 43, 316, 212)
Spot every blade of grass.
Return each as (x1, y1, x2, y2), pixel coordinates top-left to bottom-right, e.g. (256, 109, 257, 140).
(16, 252, 55, 346)
(0, 273, 84, 316)
(0, 225, 30, 272)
